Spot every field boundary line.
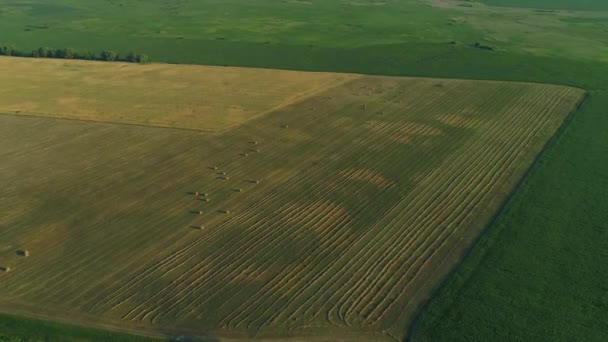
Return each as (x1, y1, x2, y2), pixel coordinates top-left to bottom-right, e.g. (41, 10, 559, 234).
(222, 74, 361, 132)
(0, 110, 214, 133)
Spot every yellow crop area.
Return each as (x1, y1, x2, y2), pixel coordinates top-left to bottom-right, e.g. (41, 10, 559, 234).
(0, 56, 355, 131)
(0, 58, 585, 340)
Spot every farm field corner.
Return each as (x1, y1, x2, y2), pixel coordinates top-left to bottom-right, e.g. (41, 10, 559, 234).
(0, 58, 585, 340)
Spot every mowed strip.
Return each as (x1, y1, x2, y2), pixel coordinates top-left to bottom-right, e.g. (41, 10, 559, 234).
(0, 57, 357, 131)
(0, 74, 585, 340)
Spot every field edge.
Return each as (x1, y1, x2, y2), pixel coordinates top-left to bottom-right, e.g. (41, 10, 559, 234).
(403, 90, 591, 341)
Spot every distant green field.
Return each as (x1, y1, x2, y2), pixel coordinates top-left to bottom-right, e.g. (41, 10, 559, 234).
(0, 0, 607, 62)
(480, 0, 608, 11)
(0, 0, 477, 48)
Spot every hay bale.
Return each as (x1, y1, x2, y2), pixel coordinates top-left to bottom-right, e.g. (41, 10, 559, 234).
(197, 210, 203, 215)
(221, 209, 230, 214)
(224, 176, 230, 180)
(202, 193, 209, 197)
(194, 191, 199, 196)
(255, 180, 260, 184)
(252, 141, 258, 145)
(281, 124, 289, 128)
(0, 266, 10, 272)
(236, 188, 243, 192)
(202, 198, 210, 202)
(17, 250, 29, 257)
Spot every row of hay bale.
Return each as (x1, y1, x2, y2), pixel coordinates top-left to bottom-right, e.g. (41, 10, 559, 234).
(187, 139, 266, 230)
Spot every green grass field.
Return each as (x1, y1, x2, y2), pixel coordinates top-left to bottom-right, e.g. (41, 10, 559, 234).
(479, 0, 608, 11)
(1, 0, 607, 63)
(1, 0, 608, 341)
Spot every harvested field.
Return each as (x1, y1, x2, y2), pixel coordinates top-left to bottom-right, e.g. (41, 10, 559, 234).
(0, 57, 355, 131)
(0, 61, 585, 340)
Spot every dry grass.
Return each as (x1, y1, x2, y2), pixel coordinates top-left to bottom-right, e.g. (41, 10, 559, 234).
(340, 168, 395, 190)
(0, 63, 586, 340)
(0, 57, 357, 131)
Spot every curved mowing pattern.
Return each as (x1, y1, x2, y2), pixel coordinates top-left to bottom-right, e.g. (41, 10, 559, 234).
(0, 76, 584, 340)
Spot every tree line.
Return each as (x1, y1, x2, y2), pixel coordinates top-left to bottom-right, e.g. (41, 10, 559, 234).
(0, 45, 149, 63)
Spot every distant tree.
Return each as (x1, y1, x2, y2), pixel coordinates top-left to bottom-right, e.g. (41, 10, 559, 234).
(79, 49, 96, 60)
(31, 49, 41, 58)
(125, 51, 136, 62)
(100, 49, 118, 61)
(61, 47, 75, 59)
(135, 53, 149, 63)
(0, 45, 14, 56)
(37, 47, 52, 58)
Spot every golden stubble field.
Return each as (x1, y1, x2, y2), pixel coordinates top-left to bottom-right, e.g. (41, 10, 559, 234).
(0, 56, 356, 131)
(0, 57, 586, 340)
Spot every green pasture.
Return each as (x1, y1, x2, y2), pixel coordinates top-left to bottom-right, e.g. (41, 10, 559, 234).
(0, 0, 607, 62)
(479, 0, 608, 11)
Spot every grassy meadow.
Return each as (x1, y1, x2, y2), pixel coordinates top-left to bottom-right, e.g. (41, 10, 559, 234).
(1, 0, 608, 341)
(0, 0, 607, 63)
(479, 0, 608, 11)
(0, 58, 584, 340)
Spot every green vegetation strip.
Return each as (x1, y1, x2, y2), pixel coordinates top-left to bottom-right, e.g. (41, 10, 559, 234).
(0, 313, 157, 342)
(0, 45, 149, 63)
(479, 0, 608, 11)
